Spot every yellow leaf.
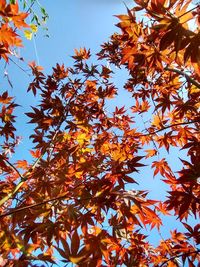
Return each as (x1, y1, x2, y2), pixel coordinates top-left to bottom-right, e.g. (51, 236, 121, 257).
(3, 114, 10, 122)
(75, 171, 83, 178)
(81, 147, 92, 153)
(30, 24, 38, 33)
(69, 255, 85, 264)
(76, 133, 90, 146)
(24, 30, 32, 40)
(62, 132, 70, 141)
(79, 156, 86, 163)
(100, 142, 110, 154)
(190, 85, 200, 94)
(95, 190, 103, 197)
(152, 114, 162, 129)
(110, 146, 127, 162)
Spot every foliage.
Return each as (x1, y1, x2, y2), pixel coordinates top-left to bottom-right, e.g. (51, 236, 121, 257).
(0, 0, 48, 62)
(0, 0, 200, 266)
(0, 0, 29, 61)
(20, 0, 49, 39)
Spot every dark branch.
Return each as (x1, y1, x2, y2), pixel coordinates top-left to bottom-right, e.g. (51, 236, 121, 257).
(165, 67, 200, 89)
(159, 249, 200, 267)
(143, 119, 200, 136)
(0, 194, 68, 218)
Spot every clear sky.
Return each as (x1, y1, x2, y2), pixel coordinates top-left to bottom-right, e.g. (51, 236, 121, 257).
(26, 0, 134, 67)
(0, 1, 198, 264)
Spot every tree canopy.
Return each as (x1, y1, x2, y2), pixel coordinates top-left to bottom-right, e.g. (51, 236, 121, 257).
(0, 0, 200, 266)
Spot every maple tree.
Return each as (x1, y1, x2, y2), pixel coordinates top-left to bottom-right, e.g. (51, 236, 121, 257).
(0, 0, 200, 266)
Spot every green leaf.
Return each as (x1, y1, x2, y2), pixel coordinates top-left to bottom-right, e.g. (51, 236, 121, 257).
(41, 7, 47, 16)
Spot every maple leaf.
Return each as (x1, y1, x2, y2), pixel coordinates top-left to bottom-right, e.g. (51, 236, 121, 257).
(0, 91, 13, 104)
(29, 61, 44, 72)
(152, 158, 173, 177)
(0, 23, 22, 47)
(16, 160, 28, 170)
(145, 149, 158, 158)
(30, 149, 41, 159)
(72, 48, 91, 61)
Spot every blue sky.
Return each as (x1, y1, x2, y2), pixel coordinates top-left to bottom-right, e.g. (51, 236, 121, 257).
(0, 0, 198, 265)
(26, 0, 134, 67)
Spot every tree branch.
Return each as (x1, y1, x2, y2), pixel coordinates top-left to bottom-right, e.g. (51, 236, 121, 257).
(0, 176, 88, 218)
(159, 249, 200, 267)
(0, 194, 68, 218)
(8, 57, 31, 77)
(165, 67, 200, 89)
(112, 119, 199, 142)
(0, 128, 62, 208)
(3, 158, 23, 179)
(0, 77, 88, 208)
(0, 158, 29, 207)
(143, 119, 200, 136)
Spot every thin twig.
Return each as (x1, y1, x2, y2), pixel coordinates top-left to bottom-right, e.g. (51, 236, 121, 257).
(0, 194, 68, 218)
(3, 158, 23, 179)
(116, 119, 199, 139)
(142, 119, 200, 136)
(178, 5, 199, 19)
(26, 0, 36, 14)
(0, 178, 89, 218)
(0, 159, 28, 207)
(159, 249, 200, 267)
(8, 57, 31, 77)
(165, 67, 200, 89)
